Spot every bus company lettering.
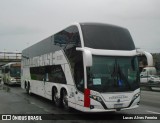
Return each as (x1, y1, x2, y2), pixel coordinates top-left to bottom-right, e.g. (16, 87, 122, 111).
(109, 95, 128, 100)
(23, 51, 67, 67)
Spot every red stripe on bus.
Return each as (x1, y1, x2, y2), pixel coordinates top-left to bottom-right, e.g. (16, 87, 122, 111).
(84, 88, 90, 107)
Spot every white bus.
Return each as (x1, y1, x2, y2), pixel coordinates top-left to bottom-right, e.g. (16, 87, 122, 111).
(2, 62, 21, 85)
(21, 23, 140, 112)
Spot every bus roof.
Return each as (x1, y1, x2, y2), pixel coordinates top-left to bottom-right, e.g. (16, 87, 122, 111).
(22, 22, 135, 58)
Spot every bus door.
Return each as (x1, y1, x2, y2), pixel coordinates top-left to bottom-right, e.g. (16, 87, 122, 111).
(74, 61, 85, 110)
(43, 72, 51, 98)
(43, 66, 51, 98)
(36, 67, 45, 96)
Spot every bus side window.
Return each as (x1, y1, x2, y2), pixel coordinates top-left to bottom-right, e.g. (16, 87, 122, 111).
(30, 66, 45, 81)
(50, 65, 66, 84)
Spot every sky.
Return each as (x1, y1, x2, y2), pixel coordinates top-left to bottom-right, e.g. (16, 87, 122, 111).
(0, 0, 160, 53)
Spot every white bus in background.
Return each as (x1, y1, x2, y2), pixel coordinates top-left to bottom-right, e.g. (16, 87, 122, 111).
(2, 62, 21, 85)
(140, 67, 157, 83)
(21, 23, 140, 112)
(137, 50, 159, 84)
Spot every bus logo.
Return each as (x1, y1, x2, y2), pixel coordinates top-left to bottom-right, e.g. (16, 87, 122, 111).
(2, 115, 11, 120)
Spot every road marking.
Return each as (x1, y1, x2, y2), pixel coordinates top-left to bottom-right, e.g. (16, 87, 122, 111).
(147, 110, 160, 114)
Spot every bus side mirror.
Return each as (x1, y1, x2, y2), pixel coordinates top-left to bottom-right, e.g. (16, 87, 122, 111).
(76, 48, 92, 67)
(84, 50, 92, 67)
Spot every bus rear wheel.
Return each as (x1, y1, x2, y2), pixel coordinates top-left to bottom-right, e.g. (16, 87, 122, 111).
(53, 88, 61, 107)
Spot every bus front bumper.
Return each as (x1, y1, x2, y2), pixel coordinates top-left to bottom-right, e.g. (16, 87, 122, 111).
(9, 79, 21, 85)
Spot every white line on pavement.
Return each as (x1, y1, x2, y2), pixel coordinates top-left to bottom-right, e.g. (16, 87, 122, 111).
(147, 110, 160, 114)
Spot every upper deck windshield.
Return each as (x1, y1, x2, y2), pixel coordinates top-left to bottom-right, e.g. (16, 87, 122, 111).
(81, 23, 135, 50)
(87, 56, 140, 92)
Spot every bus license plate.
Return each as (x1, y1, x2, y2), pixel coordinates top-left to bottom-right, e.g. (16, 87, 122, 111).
(114, 104, 123, 108)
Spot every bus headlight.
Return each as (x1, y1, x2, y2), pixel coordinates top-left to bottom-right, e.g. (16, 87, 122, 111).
(10, 78, 16, 81)
(90, 95, 103, 102)
(133, 92, 140, 100)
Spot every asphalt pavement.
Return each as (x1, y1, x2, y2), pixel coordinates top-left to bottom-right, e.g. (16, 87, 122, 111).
(0, 84, 160, 123)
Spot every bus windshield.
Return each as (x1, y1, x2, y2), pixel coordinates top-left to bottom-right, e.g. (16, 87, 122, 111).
(10, 66, 21, 77)
(87, 56, 139, 92)
(81, 23, 135, 50)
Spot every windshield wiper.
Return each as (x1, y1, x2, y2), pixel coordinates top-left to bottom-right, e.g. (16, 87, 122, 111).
(111, 59, 119, 86)
(111, 59, 131, 89)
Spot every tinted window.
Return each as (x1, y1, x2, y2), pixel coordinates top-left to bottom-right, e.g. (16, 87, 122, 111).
(30, 66, 45, 81)
(54, 26, 81, 48)
(10, 67, 21, 77)
(64, 44, 84, 92)
(30, 65, 66, 84)
(81, 23, 135, 50)
(87, 56, 139, 92)
(50, 65, 66, 84)
(65, 48, 84, 92)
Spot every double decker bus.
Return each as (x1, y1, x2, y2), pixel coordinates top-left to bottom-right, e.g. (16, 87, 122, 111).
(21, 23, 140, 112)
(2, 62, 21, 85)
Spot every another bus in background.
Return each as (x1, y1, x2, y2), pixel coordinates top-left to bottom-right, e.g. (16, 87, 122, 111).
(2, 62, 21, 85)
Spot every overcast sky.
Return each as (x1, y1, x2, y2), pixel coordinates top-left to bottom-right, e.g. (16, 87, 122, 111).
(0, 0, 160, 53)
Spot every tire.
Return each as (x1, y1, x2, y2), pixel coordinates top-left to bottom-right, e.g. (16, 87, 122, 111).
(53, 88, 61, 107)
(62, 89, 70, 111)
